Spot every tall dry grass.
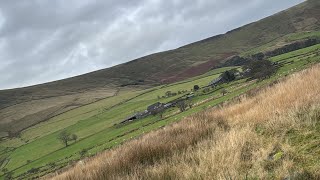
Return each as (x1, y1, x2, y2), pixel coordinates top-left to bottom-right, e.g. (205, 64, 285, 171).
(51, 65, 320, 180)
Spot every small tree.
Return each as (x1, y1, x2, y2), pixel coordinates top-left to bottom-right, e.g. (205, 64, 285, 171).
(221, 89, 228, 96)
(58, 130, 71, 147)
(79, 149, 88, 158)
(193, 85, 200, 91)
(165, 91, 172, 97)
(158, 111, 164, 120)
(221, 71, 236, 82)
(177, 101, 188, 112)
(2, 168, 8, 173)
(4, 171, 13, 180)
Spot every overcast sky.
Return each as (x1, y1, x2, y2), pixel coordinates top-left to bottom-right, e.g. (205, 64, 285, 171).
(0, 0, 304, 90)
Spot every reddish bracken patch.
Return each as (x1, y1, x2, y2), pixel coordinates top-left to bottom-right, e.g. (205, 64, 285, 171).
(161, 53, 236, 84)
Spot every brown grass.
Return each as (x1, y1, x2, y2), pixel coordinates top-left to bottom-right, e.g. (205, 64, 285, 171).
(51, 64, 320, 180)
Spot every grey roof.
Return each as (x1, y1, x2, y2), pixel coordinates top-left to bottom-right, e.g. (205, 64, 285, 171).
(147, 102, 163, 110)
(209, 76, 223, 86)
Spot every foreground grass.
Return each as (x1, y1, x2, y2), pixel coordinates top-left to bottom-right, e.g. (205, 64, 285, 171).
(52, 64, 320, 180)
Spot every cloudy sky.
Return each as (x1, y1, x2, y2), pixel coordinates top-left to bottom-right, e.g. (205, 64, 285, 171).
(0, 0, 304, 90)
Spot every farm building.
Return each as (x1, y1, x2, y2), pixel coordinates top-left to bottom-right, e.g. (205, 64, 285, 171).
(120, 114, 138, 124)
(147, 102, 164, 112)
(209, 76, 223, 87)
(209, 70, 237, 87)
(164, 103, 173, 108)
(120, 110, 149, 124)
(147, 102, 165, 115)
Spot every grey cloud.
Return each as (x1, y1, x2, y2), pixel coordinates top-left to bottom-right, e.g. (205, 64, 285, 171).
(0, 0, 304, 89)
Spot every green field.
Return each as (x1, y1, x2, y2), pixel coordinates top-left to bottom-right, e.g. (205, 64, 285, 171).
(0, 43, 319, 179)
(241, 31, 320, 56)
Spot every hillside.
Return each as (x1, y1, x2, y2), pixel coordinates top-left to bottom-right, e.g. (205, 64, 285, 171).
(52, 64, 320, 180)
(0, 0, 320, 137)
(0, 39, 319, 179)
(1, 0, 320, 179)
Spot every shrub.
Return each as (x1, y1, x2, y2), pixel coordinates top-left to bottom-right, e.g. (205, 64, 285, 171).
(48, 162, 56, 168)
(27, 167, 39, 174)
(2, 168, 8, 173)
(79, 149, 88, 158)
(4, 171, 13, 180)
(221, 89, 228, 96)
(193, 85, 200, 91)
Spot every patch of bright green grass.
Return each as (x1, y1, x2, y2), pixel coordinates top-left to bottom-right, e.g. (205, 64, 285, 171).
(270, 44, 320, 62)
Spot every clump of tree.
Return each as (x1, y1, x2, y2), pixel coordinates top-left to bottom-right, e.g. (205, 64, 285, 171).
(221, 70, 236, 82)
(57, 130, 77, 147)
(193, 85, 200, 91)
(265, 38, 319, 57)
(27, 167, 40, 174)
(244, 59, 277, 80)
(177, 100, 193, 112)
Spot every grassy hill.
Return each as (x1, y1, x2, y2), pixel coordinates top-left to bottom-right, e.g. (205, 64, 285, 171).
(53, 63, 320, 180)
(1, 0, 320, 138)
(1, 41, 319, 179)
(0, 0, 320, 179)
